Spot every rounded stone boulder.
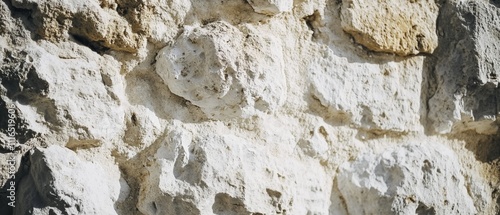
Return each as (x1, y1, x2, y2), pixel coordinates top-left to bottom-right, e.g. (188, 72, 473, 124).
(156, 21, 287, 120)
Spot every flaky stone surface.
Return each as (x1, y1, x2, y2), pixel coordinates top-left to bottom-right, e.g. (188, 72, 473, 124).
(0, 0, 499, 214)
(340, 0, 439, 56)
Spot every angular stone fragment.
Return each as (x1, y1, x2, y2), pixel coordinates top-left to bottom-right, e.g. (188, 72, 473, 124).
(0, 43, 125, 147)
(247, 0, 293, 15)
(15, 145, 127, 215)
(340, 0, 439, 55)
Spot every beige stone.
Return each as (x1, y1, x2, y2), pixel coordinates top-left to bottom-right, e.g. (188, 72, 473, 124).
(340, 0, 439, 55)
(247, 0, 294, 15)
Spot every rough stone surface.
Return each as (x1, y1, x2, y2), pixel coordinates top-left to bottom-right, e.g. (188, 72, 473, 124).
(309, 55, 424, 133)
(10, 0, 143, 52)
(137, 123, 332, 214)
(156, 21, 287, 119)
(340, 0, 439, 56)
(247, 0, 293, 15)
(336, 143, 481, 214)
(15, 145, 127, 215)
(0, 41, 125, 149)
(426, 0, 500, 134)
(0, 0, 499, 214)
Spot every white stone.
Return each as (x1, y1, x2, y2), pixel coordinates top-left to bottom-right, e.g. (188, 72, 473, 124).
(23, 42, 125, 147)
(156, 21, 286, 120)
(0, 0, 499, 214)
(15, 145, 127, 215)
(309, 50, 424, 132)
(137, 124, 332, 214)
(336, 143, 483, 214)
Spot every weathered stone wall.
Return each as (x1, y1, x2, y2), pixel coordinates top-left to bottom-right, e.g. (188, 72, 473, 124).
(0, 0, 499, 214)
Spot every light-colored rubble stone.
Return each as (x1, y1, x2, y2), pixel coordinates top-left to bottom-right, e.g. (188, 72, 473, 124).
(156, 21, 286, 120)
(137, 124, 333, 215)
(15, 145, 127, 215)
(11, 0, 143, 52)
(2, 42, 126, 148)
(340, 0, 439, 55)
(309, 52, 424, 133)
(336, 142, 486, 214)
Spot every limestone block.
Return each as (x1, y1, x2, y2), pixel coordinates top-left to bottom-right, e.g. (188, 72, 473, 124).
(15, 145, 127, 215)
(247, 0, 293, 15)
(340, 0, 439, 55)
(0, 42, 125, 147)
(336, 143, 485, 214)
(137, 126, 331, 214)
(309, 52, 424, 133)
(10, 0, 142, 52)
(156, 21, 286, 119)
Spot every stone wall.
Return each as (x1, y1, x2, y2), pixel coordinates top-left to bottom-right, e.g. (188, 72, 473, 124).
(0, 0, 499, 214)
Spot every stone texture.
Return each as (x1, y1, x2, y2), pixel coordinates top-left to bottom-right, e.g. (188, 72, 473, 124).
(0, 0, 499, 214)
(247, 0, 293, 15)
(340, 0, 439, 56)
(137, 123, 332, 215)
(309, 54, 424, 133)
(426, 0, 500, 134)
(15, 145, 127, 215)
(11, 0, 144, 52)
(0, 41, 125, 149)
(336, 143, 483, 214)
(156, 21, 287, 120)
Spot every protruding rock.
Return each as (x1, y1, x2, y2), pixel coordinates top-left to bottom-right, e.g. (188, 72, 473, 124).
(0, 43, 125, 147)
(340, 0, 439, 55)
(156, 21, 286, 119)
(15, 145, 128, 215)
(11, 0, 142, 52)
(137, 126, 331, 214)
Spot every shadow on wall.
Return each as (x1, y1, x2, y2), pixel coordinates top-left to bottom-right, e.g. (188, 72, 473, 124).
(464, 133, 500, 163)
(212, 193, 252, 215)
(0, 0, 39, 41)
